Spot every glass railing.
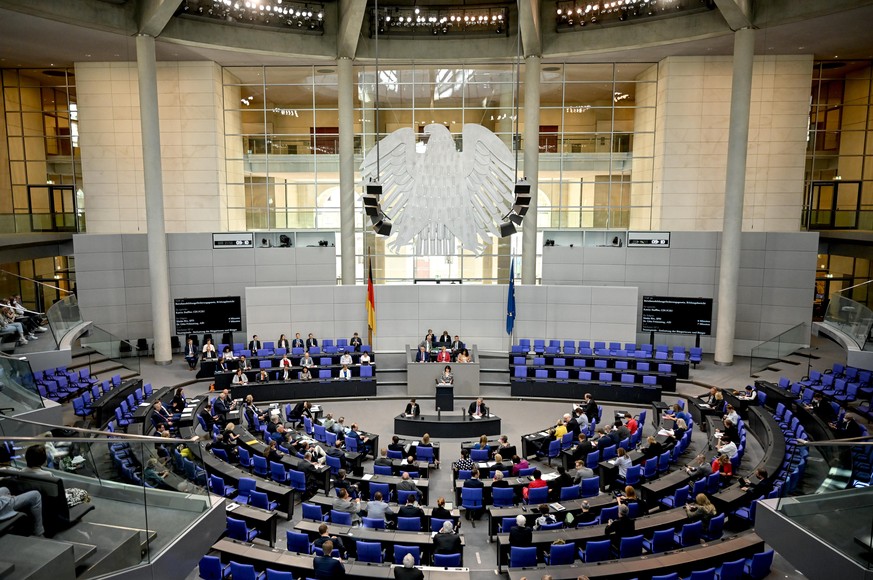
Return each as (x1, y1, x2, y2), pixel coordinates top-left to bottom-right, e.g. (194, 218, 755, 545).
(775, 441, 873, 569)
(45, 294, 83, 347)
(802, 208, 873, 231)
(0, 212, 83, 233)
(0, 416, 215, 577)
(80, 325, 140, 375)
(0, 354, 43, 413)
(823, 293, 873, 350)
(749, 322, 810, 376)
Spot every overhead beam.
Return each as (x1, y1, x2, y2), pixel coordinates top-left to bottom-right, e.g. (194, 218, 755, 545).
(337, 0, 367, 59)
(517, 0, 542, 57)
(713, 0, 753, 30)
(137, 0, 182, 37)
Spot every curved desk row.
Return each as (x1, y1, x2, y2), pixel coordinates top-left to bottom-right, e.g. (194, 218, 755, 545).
(510, 352, 690, 380)
(505, 531, 765, 579)
(347, 473, 431, 505)
(228, 378, 377, 402)
(510, 363, 677, 390)
(215, 367, 377, 389)
(212, 538, 472, 580)
(510, 379, 661, 404)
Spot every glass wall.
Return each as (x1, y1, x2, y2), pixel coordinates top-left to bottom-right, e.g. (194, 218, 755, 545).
(1, 68, 83, 233)
(222, 62, 657, 283)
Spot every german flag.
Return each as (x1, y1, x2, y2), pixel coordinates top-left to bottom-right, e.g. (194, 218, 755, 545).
(367, 256, 376, 337)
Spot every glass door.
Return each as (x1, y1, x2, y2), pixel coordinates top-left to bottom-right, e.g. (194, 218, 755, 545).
(806, 180, 861, 229)
(26, 184, 78, 232)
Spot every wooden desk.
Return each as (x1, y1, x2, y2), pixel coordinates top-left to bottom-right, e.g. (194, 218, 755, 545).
(227, 502, 279, 547)
(395, 414, 502, 439)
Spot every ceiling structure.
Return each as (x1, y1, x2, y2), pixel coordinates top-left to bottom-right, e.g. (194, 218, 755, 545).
(0, 1, 870, 69)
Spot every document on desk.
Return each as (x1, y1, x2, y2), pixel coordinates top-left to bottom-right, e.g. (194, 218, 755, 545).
(227, 503, 240, 511)
(541, 472, 559, 481)
(362, 474, 374, 481)
(549, 503, 566, 511)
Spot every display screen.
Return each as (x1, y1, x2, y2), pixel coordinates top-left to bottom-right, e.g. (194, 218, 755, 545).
(641, 296, 713, 335)
(174, 297, 242, 335)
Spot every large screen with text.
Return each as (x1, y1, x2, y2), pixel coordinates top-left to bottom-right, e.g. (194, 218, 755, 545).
(641, 296, 713, 335)
(174, 297, 242, 334)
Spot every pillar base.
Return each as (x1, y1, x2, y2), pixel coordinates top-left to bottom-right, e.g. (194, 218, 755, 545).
(714, 360, 734, 367)
(154, 359, 173, 366)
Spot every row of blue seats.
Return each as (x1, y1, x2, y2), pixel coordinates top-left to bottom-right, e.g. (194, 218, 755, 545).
(34, 366, 101, 402)
(512, 339, 702, 361)
(219, 340, 372, 358)
(73, 381, 154, 426)
(513, 366, 668, 385)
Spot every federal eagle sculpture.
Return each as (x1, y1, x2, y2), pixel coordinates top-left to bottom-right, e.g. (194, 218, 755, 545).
(361, 123, 517, 256)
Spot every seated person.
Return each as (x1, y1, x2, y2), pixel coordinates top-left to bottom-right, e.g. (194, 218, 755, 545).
(508, 514, 532, 547)
(415, 345, 430, 363)
(0, 486, 44, 536)
(313, 523, 347, 559)
(332, 488, 363, 524)
(474, 434, 491, 452)
(339, 351, 353, 366)
(712, 454, 733, 484)
(301, 351, 316, 368)
(456, 448, 474, 472)
(685, 493, 717, 526)
(256, 368, 270, 383)
(716, 436, 738, 459)
(300, 367, 312, 381)
(238, 355, 251, 371)
(396, 471, 420, 501)
(184, 338, 199, 369)
(338, 364, 352, 380)
(740, 467, 769, 493)
(398, 493, 424, 519)
(604, 502, 634, 547)
(334, 469, 358, 499)
(365, 490, 392, 522)
(312, 539, 345, 579)
(232, 368, 248, 384)
(359, 351, 371, 365)
(737, 384, 757, 401)
(265, 440, 284, 464)
(433, 519, 462, 554)
(437, 331, 452, 347)
(572, 459, 595, 483)
(395, 553, 424, 580)
(510, 454, 529, 476)
(522, 469, 548, 501)
(685, 453, 708, 476)
(404, 398, 420, 417)
(436, 346, 451, 363)
(534, 504, 558, 529)
(143, 457, 169, 487)
(807, 392, 836, 423)
(456, 349, 470, 363)
(201, 339, 216, 359)
(492, 470, 509, 488)
(468, 397, 488, 417)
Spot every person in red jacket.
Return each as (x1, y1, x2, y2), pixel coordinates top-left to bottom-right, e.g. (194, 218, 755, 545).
(436, 346, 451, 363)
(522, 469, 548, 500)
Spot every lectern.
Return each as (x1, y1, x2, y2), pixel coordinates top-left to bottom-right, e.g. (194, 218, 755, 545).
(435, 385, 454, 412)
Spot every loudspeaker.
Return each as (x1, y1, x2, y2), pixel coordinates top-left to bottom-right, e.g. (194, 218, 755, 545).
(366, 183, 383, 196)
(512, 194, 531, 217)
(363, 195, 380, 217)
(514, 182, 531, 195)
(507, 212, 524, 226)
(499, 221, 517, 237)
(374, 216, 393, 236)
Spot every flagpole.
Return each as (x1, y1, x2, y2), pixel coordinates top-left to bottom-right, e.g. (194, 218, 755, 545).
(367, 246, 374, 348)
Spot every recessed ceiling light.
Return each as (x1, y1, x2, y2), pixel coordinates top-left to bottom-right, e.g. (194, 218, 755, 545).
(543, 66, 560, 72)
(85, 54, 92, 57)
(317, 68, 334, 74)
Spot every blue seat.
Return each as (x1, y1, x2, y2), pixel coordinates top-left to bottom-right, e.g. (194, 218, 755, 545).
(579, 539, 611, 563)
(356, 540, 383, 563)
(546, 439, 561, 465)
(209, 474, 236, 498)
(237, 447, 253, 469)
(493, 486, 515, 507)
(652, 574, 680, 580)
(416, 446, 435, 463)
(252, 455, 269, 477)
(581, 476, 599, 497)
(433, 553, 462, 567)
(674, 520, 703, 547)
(198, 555, 230, 580)
(744, 549, 774, 580)
(509, 546, 537, 568)
(471, 448, 489, 461)
(325, 454, 341, 475)
(559, 484, 580, 501)
(330, 510, 353, 525)
(393, 545, 420, 565)
(374, 464, 393, 476)
(362, 517, 386, 529)
(660, 485, 689, 510)
(601, 445, 616, 460)
(687, 568, 716, 580)
(397, 516, 421, 531)
(526, 485, 549, 504)
(704, 512, 725, 541)
(226, 517, 258, 542)
(431, 518, 452, 533)
(286, 530, 310, 553)
(501, 517, 518, 533)
(270, 461, 288, 483)
(398, 490, 418, 505)
(598, 505, 618, 524)
(643, 528, 674, 554)
(250, 491, 278, 511)
(616, 464, 641, 488)
(369, 482, 391, 502)
(715, 558, 745, 580)
(544, 541, 575, 565)
(617, 534, 644, 558)
(301, 503, 327, 522)
(461, 487, 483, 516)
(228, 562, 264, 580)
(586, 451, 600, 470)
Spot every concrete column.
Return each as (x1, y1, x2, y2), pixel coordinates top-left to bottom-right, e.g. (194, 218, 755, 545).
(135, 35, 172, 365)
(714, 27, 755, 366)
(521, 56, 541, 285)
(338, 57, 356, 285)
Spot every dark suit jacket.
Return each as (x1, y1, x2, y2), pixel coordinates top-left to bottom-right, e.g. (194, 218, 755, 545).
(573, 440, 594, 461)
(432, 532, 462, 554)
(394, 567, 424, 580)
(292, 338, 304, 348)
(509, 525, 533, 547)
(277, 339, 289, 349)
(374, 457, 393, 467)
(415, 350, 429, 362)
(405, 403, 420, 416)
(451, 340, 465, 352)
(185, 345, 198, 358)
(350, 337, 362, 351)
(463, 478, 484, 489)
(431, 506, 453, 520)
(248, 340, 261, 352)
(566, 417, 581, 437)
(468, 402, 488, 416)
(491, 479, 510, 488)
(306, 338, 318, 348)
(398, 504, 424, 519)
(313, 555, 345, 579)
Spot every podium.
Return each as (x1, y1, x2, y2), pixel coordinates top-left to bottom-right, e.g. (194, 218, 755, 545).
(435, 385, 454, 412)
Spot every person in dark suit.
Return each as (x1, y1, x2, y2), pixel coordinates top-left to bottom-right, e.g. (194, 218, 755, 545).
(312, 540, 345, 579)
(604, 502, 635, 547)
(289, 401, 311, 425)
(306, 333, 318, 349)
(509, 514, 533, 547)
(583, 393, 598, 423)
(248, 334, 261, 355)
(374, 448, 393, 467)
(832, 414, 864, 438)
(462, 468, 485, 520)
(389, 435, 405, 454)
(312, 523, 347, 558)
(151, 400, 173, 430)
(491, 470, 509, 488)
(404, 399, 420, 417)
(468, 398, 488, 417)
(394, 553, 424, 580)
(398, 494, 424, 518)
(277, 334, 290, 350)
(198, 402, 217, 433)
(349, 332, 363, 351)
(184, 338, 199, 370)
(431, 496, 453, 521)
(437, 331, 452, 346)
(432, 519, 462, 554)
(572, 432, 596, 461)
(292, 333, 305, 349)
(415, 346, 429, 363)
(566, 408, 583, 438)
(451, 335, 465, 355)
(808, 392, 837, 423)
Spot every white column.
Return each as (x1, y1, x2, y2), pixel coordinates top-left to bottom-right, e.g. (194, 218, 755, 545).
(338, 57, 356, 285)
(135, 35, 172, 365)
(714, 28, 755, 366)
(521, 56, 541, 285)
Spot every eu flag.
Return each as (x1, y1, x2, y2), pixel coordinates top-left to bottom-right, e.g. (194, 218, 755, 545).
(506, 259, 516, 335)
